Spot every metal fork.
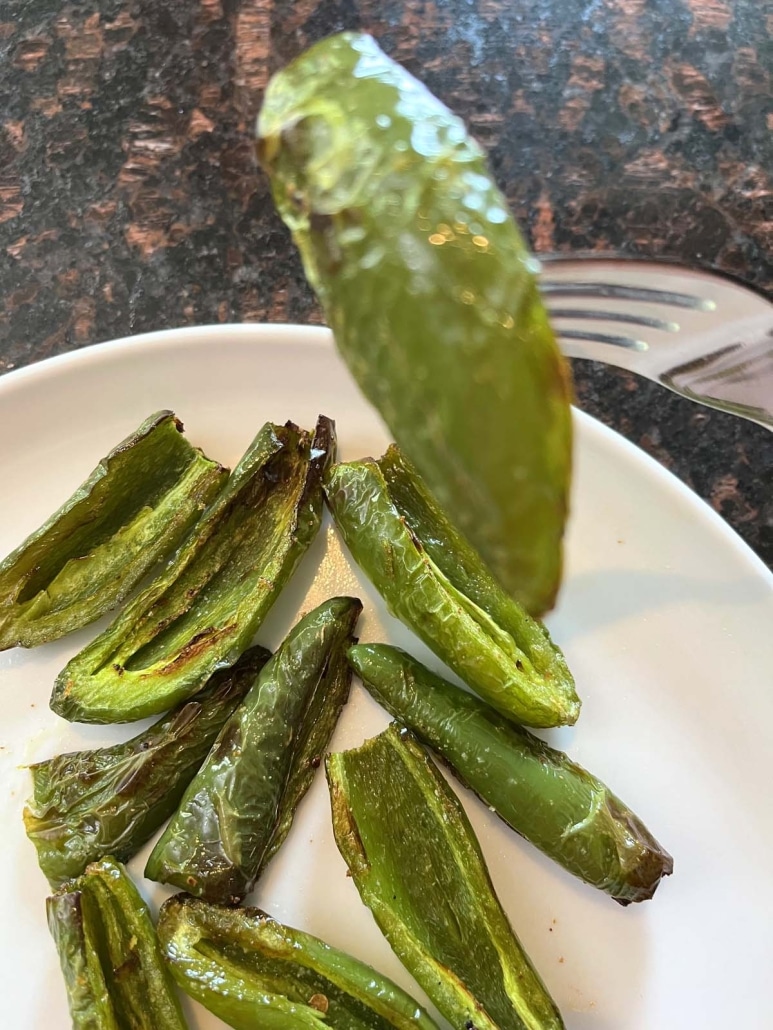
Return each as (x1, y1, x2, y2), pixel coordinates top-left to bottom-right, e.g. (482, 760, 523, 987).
(539, 258, 773, 431)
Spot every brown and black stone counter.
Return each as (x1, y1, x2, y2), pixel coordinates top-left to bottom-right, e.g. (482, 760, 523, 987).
(1, 0, 771, 566)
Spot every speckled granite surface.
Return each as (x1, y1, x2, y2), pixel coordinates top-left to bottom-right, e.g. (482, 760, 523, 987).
(1, 0, 771, 566)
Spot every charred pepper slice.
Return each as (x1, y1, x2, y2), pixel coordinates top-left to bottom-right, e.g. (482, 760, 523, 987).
(325, 450, 579, 728)
(146, 596, 361, 904)
(257, 32, 573, 615)
(25, 645, 271, 889)
(350, 643, 673, 905)
(157, 894, 439, 1030)
(0, 411, 226, 651)
(326, 725, 564, 1030)
(47, 856, 187, 1030)
(51, 416, 334, 723)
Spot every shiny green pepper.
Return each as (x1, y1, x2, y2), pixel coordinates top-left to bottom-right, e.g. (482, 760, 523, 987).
(146, 596, 361, 905)
(350, 643, 673, 905)
(47, 856, 187, 1030)
(51, 417, 334, 723)
(258, 32, 572, 615)
(0, 411, 226, 650)
(158, 895, 439, 1030)
(327, 725, 565, 1030)
(325, 446, 579, 728)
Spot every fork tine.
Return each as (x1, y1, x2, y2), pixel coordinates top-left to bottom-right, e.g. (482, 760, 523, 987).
(556, 328, 648, 351)
(548, 307, 679, 332)
(540, 280, 714, 311)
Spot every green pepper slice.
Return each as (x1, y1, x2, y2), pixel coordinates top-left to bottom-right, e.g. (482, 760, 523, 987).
(47, 856, 187, 1030)
(350, 643, 673, 905)
(25, 645, 271, 888)
(158, 894, 439, 1030)
(146, 596, 361, 904)
(325, 449, 579, 728)
(0, 411, 226, 650)
(51, 416, 334, 723)
(257, 32, 572, 615)
(326, 725, 565, 1030)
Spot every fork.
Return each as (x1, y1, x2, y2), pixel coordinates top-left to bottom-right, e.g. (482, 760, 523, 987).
(538, 257, 773, 431)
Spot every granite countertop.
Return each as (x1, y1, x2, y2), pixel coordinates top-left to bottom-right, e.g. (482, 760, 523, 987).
(1, 0, 771, 567)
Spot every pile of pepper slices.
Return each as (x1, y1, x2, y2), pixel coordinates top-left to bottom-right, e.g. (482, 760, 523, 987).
(2, 405, 671, 1030)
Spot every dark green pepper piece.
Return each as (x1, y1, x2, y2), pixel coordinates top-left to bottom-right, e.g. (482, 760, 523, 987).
(325, 449, 579, 728)
(0, 411, 226, 651)
(326, 724, 565, 1030)
(350, 643, 673, 905)
(51, 416, 334, 723)
(25, 645, 271, 888)
(47, 856, 187, 1029)
(257, 32, 573, 615)
(146, 596, 361, 904)
(157, 894, 439, 1030)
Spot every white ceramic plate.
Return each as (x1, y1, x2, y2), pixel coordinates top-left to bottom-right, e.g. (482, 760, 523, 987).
(1, 325, 771, 1029)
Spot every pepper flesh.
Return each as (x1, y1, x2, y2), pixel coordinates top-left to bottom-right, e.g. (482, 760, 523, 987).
(257, 32, 572, 616)
(350, 643, 673, 905)
(158, 894, 439, 1030)
(0, 411, 226, 651)
(25, 645, 271, 889)
(51, 416, 334, 723)
(146, 596, 361, 904)
(47, 856, 187, 1030)
(326, 725, 565, 1030)
(325, 452, 579, 728)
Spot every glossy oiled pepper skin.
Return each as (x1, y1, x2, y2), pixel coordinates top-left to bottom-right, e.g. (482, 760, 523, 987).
(325, 451, 579, 729)
(146, 596, 362, 905)
(257, 32, 572, 616)
(51, 416, 334, 724)
(0, 411, 227, 651)
(157, 894, 439, 1030)
(350, 644, 673, 905)
(326, 725, 565, 1030)
(25, 645, 271, 889)
(46, 856, 187, 1030)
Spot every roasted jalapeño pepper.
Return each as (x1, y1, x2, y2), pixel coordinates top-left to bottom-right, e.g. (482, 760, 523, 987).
(0, 410, 226, 650)
(146, 596, 361, 905)
(325, 447, 579, 729)
(326, 725, 565, 1030)
(47, 856, 187, 1030)
(158, 894, 439, 1030)
(51, 417, 334, 723)
(257, 32, 573, 615)
(350, 643, 673, 905)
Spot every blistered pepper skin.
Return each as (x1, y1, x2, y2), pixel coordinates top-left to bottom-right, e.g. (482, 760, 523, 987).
(25, 645, 271, 888)
(350, 643, 673, 905)
(326, 725, 565, 1030)
(51, 417, 334, 723)
(146, 596, 361, 905)
(0, 411, 227, 651)
(325, 452, 579, 729)
(158, 894, 439, 1030)
(47, 856, 187, 1030)
(257, 32, 572, 616)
